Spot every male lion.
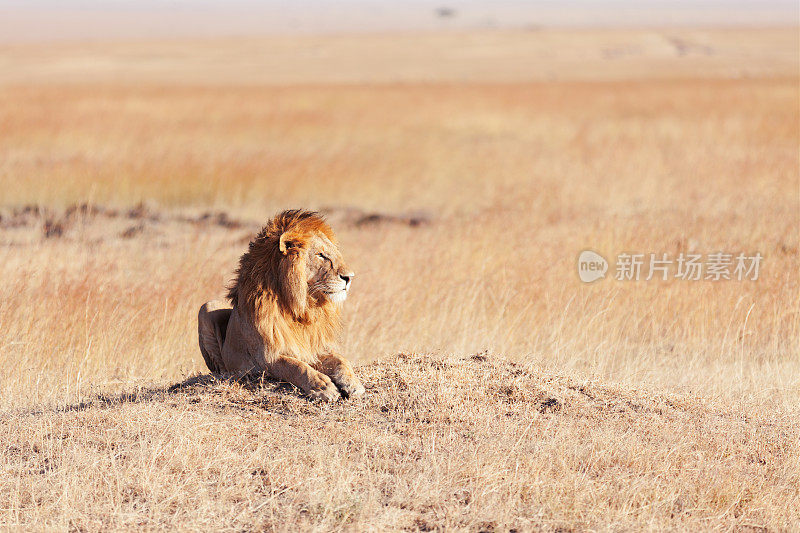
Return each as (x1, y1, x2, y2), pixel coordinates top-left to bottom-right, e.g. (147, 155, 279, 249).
(198, 209, 364, 402)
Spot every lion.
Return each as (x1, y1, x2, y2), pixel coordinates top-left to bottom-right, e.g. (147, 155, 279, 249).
(198, 209, 365, 402)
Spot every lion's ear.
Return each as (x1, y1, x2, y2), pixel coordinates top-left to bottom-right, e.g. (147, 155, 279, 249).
(279, 231, 304, 255)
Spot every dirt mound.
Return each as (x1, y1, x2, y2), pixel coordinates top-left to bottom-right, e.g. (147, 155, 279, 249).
(4, 353, 795, 530)
(163, 353, 784, 443)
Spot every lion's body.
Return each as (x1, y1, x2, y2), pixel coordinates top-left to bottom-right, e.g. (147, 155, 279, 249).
(198, 210, 364, 401)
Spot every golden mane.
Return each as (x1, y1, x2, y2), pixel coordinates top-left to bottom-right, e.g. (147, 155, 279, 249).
(226, 209, 341, 362)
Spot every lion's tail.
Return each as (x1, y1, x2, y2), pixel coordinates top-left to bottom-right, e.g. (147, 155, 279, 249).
(198, 300, 232, 374)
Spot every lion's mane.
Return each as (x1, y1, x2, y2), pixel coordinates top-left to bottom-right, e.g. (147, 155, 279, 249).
(226, 209, 342, 364)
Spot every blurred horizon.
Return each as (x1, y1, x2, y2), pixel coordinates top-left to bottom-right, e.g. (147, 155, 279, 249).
(0, 0, 797, 43)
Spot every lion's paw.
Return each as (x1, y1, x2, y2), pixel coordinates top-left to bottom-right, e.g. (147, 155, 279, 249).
(334, 377, 365, 399)
(307, 377, 342, 403)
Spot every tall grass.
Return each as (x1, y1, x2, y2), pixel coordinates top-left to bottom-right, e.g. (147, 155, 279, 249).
(1, 78, 797, 412)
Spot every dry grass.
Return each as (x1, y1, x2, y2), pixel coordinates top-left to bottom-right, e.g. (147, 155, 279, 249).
(0, 28, 798, 530)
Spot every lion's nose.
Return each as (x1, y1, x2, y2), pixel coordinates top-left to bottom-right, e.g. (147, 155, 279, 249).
(340, 272, 353, 288)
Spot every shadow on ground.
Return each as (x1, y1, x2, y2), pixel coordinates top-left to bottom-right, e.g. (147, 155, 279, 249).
(12, 372, 304, 420)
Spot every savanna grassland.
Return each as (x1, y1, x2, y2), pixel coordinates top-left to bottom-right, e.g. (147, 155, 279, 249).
(0, 28, 798, 530)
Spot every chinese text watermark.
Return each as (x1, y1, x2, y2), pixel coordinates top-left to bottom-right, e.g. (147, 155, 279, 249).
(578, 251, 762, 283)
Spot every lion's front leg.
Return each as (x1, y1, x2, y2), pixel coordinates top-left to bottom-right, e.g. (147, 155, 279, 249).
(268, 355, 341, 402)
(313, 353, 365, 399)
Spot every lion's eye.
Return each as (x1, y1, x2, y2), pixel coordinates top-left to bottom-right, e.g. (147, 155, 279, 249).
(318, 253, 328, 261)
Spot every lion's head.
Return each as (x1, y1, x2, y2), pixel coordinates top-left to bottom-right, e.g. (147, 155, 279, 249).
(227, 210, 354, 325)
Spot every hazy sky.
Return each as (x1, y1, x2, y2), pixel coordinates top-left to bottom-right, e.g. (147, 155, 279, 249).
(0, 1, 796, 42)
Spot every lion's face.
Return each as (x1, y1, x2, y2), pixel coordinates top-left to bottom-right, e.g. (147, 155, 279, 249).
(304, 233, 353, 305)
(279, 227, 353, 315)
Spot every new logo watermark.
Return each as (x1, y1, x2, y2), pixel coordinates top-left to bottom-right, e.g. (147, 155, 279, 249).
(578, 250, 762, 282)
(577, 250, 608, 283)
